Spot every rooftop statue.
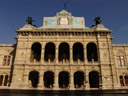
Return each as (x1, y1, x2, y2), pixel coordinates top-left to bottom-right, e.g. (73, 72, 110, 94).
(94, 17, 102, 25)
(26, 17, 34, 25)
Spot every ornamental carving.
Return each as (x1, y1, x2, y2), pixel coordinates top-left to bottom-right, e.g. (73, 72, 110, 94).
(117, 50, 124, 55)
(103, 51, 107, 57)
(101, 50, 108, 61)
(20, 50, 26, 55)
(102, 43, 106, 47)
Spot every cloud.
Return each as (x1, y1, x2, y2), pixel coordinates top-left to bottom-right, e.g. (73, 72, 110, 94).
(120, 25, 128, 31)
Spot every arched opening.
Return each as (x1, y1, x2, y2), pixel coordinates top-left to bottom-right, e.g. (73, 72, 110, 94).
(44, 71, 54, 88)
(0, 75, 3, 86)
(44, 43, 55, 62)
(125, 75, 128, 86)
(89, 71, 99, 88)
(59, 71, 69, 88)
(29, 71, 39, 88)
(30, 43, 41, 62)
(59, 43, 70, 62)
(87, 43, 98, 62)
(4, 75, 8, 86)
(73, 43, 84, 62)
(74, 71, 84, 88)
(120, 75, 124, 87)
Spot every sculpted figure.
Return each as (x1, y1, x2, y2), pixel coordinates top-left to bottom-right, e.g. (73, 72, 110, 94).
(26, 17, 34, 25)
(94, 17, 102, 25)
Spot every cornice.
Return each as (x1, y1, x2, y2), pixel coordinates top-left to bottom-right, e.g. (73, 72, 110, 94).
(16, 29, 112, 36)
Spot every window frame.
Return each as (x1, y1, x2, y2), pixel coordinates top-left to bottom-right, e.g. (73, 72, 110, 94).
(3, 55, 11, 66)
(117, 56, 125, 66)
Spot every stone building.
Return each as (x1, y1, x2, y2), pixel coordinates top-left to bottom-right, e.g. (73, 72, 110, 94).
(0, 10, 128, 90)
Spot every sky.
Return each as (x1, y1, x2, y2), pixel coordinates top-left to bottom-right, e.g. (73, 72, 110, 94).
(0, 0, 128, 44)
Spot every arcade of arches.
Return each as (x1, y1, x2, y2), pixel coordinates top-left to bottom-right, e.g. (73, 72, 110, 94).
(28, 71, 100, 89)
(30, 42, 98, 63)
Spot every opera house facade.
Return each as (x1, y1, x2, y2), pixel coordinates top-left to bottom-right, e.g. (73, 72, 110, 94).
(0, 10, 128, 90)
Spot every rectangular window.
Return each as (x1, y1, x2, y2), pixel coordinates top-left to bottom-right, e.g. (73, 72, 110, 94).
(117, 56, 121, 66)
(3, 56, 7, 65)
(3, 55, 11, 66)
(117, 56, 125, 66)
(121, 56, 125, 66)
(7, 56, 11, 65)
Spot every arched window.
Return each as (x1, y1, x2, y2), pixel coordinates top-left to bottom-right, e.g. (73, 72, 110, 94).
(74, 71, 84, 88)
(29, 71, 39, 88)
(59, 43, 70, 62)
(59, 71, 69, 88)
(30, 43, 41, 62)
(44, 43, 55, 62)
(0, 75, 3, 86)
(87, 43, 98, 62)
(120, 75, 124, 87)
(125, 75, 128, 86)
(89, 71, 99, 88)
(44, 71, 54, 88)
(73, 43, 84, 62)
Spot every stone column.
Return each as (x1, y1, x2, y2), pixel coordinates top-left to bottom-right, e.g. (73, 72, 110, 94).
(70, 74, 75, 90)
(56, 43, 59, 64)
(53, 73, 59, 90)
(84, 44, 87, 64)
(41, 43, 45, 64)
(70, 43, 73, 64)
(38, 73, 44, 89)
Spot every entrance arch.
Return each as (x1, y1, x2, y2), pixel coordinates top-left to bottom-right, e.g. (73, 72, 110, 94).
(89, 71, 99, 88)
(59, 71, 69, 88)
(44, 71, 54, 88)
(29, 71, 39, 88)
(74, 71, 84, 88)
